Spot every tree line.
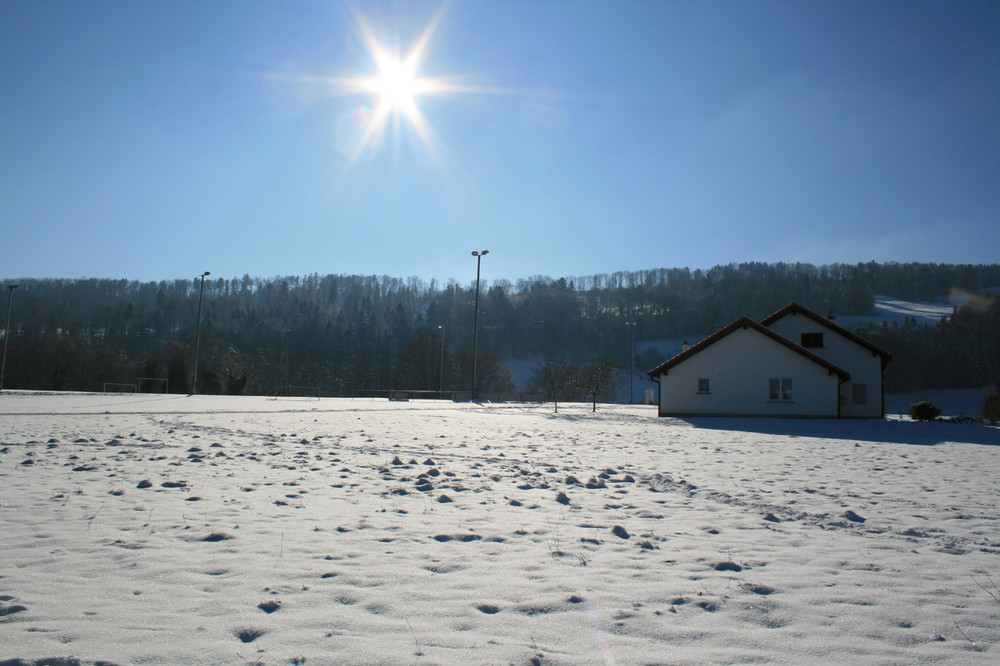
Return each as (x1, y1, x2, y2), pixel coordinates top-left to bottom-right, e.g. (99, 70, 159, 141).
(857, 292, 1000, 393)
(0, 261, 997, 397)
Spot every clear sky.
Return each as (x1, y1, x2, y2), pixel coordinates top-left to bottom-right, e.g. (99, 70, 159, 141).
(1, 0, 997, 287)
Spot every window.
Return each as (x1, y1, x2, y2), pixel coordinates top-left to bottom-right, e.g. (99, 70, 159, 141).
(852, 383, 868, 405)
(769, 378, 792, 401)
(698, 378, 710, 393)
(801, 332, 823, 348)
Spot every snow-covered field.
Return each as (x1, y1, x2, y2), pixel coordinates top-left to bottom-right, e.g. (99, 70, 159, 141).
(1, 392, 998, 665)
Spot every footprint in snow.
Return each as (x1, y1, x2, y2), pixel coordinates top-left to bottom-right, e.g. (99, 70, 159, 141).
(233, 626, 266, 643)
(258, 600, 281, 613)
(714, 561, 742, 572)
(201, 532, 234, 542)
(0, 597, 29, 617)
(741, 583, 775, 595)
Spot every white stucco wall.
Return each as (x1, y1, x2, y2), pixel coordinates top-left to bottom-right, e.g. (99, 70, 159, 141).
(766, 315, 885, 418)
(655, 326, 843, 417)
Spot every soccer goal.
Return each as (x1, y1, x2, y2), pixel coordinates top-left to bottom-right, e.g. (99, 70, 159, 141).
(137, 377, 169, 394)
(103, 382, 137, 393)
(268, 385, 321, 400)
(291, 385, 320, 400)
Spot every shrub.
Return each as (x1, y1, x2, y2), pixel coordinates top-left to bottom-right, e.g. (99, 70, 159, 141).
(908, 401, 942, 421)
(983, 392, 1000, 423)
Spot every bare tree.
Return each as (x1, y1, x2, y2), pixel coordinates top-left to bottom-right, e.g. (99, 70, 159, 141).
(532, 360, 576, 412)
(576, 358, 621, 412)
(459, 348, 516, 395)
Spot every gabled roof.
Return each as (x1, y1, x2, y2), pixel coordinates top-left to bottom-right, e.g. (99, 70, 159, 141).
(647, 316, 851, 380)
(760, 302, 892, 363)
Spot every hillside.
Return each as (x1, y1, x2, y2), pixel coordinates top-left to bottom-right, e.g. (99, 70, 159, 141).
(604, 293, 992, 404)
(1, 262, 998, 397)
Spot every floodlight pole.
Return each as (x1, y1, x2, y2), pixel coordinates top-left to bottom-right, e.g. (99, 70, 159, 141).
(471, 250, 489, 400)
(191, 271, 210, 395)
(437, 325, 445, 398)
(1, 284, 20, 393)
(626, 321, 637, 404)
(284, 329, 290, 396)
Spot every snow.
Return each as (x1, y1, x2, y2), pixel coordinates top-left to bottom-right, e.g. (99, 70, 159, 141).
(836, 293, 972, 328)
(1, 391, 998, 665)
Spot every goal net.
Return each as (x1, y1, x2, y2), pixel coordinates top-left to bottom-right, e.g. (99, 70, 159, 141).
(137, 377, 169, 394)
(268, 385, 321, 401)
(103, 382, 137, 393)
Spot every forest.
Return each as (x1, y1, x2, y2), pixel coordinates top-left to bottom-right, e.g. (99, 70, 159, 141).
(1, 261, 998, 398)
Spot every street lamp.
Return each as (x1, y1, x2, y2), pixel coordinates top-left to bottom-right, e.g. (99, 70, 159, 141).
(625, 321, 637, 404)
(1, 284, 19, 393)
(191, 271, 211, 394)
(284, 328, 291, 396)
(437, 325, 445, 398)
(471, 250, 489, 400)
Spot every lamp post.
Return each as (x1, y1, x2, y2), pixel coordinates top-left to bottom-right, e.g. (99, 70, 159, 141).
(191, 271, 210, 394)
(470, 250, 489, 400)
(1, 284, 19, 393)
(284, 328, 290, 396)
(437, 325, 445, 398)
(625, 321, 637, 404)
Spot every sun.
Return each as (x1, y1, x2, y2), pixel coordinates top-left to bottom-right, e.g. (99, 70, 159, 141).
(266, 7, 505, 165)
(339, 9, 448, 158)
(367, 54, 428, 116)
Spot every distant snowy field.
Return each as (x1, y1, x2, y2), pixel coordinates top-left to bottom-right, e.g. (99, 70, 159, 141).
(837, 293, 973, 328)
(1, 392, 998, 665)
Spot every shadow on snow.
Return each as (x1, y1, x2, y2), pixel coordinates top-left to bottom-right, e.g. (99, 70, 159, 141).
(676, 417, 1000, 447)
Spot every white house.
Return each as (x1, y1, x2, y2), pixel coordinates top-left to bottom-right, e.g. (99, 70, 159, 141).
(760, 303, 892, 418)
(648, 303, 891, 419)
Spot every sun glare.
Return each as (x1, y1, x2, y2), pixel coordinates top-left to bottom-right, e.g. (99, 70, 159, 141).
(369, 54, 426, 114)
(267, 8, 509, 169)
(329, 10, 448, 161)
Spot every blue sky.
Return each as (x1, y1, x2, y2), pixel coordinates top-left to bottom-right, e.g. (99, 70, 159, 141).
(1, 0, 997, 287)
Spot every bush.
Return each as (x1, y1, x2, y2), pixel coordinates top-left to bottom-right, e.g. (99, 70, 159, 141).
(983, 392, 1000, 423)
(908, 401, 942, 421)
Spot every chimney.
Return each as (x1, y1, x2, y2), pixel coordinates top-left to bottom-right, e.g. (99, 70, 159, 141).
(681, 340, 690, 352)
(827, 309, 836, 322)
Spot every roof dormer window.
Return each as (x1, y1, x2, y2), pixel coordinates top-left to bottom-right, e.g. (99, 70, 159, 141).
(801, 332, 823, 348)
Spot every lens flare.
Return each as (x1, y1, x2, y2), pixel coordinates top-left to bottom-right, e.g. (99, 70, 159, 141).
(264, 6, 523, 178)
(339, 9, 445, 161)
